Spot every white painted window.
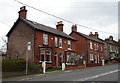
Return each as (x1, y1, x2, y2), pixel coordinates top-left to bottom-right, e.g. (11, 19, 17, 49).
(90, 41, 93, 49)
(68, 40, 71, 49)
(46, 49, 51, 61)
(94, 43, 97, 50)
(59, 38, 62, 48)
(90, 53, 94, 61)
(55, 37, 58, 47)
(43, 33, 48, 45)
(40, 49, 45, 61)
(100, 45, 102, 51)
(110, 45, 112, 52)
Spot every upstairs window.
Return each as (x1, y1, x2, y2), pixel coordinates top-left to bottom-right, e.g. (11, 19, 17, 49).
(59, 38, 62, 48)
(68, 40, 71, 49)
(43, 33, 48, 45)
(90, 41, 93, 49)
(100, 45, 102, 51)
(55, 37, 58, 47)
(94, 43, 97, 50)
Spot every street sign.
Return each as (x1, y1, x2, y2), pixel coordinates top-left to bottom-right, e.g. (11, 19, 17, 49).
(27, 42, 31, 50)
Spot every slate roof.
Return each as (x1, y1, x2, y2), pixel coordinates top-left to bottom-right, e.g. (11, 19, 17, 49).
(7, 17, 77, 41)
(73, 31, 104, 44)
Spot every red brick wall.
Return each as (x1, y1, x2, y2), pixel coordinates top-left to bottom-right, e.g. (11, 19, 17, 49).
(70, 32, 87, 60)
(35, 31, 76, 66)
(70, 32, 104, 64)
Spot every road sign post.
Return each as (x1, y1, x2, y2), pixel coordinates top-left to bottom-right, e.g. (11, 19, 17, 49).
(26, 42, 31, 75)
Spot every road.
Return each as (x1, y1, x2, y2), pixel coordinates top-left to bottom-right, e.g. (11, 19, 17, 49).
(3, 64, 119, 82)
(31, 64, 119, 81)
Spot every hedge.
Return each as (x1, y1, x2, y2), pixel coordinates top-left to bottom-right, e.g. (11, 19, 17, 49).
(2, 59, 42, 73)
(2, 59, 26, 72)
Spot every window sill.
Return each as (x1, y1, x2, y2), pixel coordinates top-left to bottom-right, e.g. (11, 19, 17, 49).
(90, 59, 94, 61)
(39, 61, 52, 64)
(66, 63, 75, 65)
(59, 47, 63, 49)
(68, 48, 71, 50)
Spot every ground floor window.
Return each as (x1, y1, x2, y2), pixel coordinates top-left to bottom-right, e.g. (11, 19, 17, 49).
(66, 52, 75, 65)
(90, 53, 94, 61)
(40, 49, 45, 61)
(46, 49, 51, 61)
(40, 48, 51, 62)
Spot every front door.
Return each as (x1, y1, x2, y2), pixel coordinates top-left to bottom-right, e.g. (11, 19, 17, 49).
(54, 53, 58, 67)
(95, 54, 97, 63)
(60, 54, 63, 66)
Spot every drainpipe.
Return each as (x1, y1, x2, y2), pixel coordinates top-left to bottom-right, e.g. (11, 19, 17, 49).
(86, 39, 88, 65)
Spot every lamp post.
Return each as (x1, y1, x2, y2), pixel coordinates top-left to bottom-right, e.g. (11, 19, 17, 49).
(26, 42, 31, 75)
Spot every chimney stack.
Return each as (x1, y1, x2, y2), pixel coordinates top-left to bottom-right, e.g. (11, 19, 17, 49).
(18, 6, 27, 19)
(94, 32, 99, 38)
(109, 36, 113, 41)
(71, 24, 77, 32)
(89, 32, 94, 38)
(56, 21, 64, 32)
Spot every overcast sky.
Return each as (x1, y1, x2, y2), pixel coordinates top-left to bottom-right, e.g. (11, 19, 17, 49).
(0, 0, 119, 48)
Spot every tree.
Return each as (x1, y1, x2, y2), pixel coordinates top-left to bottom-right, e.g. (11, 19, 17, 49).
(0, 37, 7, 59)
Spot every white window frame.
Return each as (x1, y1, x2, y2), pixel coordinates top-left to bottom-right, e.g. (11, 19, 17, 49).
(46, 49, 51, 62)
(90, 53, 94, 61)
(43, 33, 48, 45)
(55, 37, 58, 47)
(110, 45, 112, 52)
(59, 38, 62, 48)
(100, 45, 102, 51)
(90, 41, 93, 49)
(40, 49, 45, 61)
(68, 40, 71, 49)
(94, 43, 97, 50)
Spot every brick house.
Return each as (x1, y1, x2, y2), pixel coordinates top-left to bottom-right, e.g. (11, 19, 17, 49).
(69, 25, 104, 66)
(6, 6, 77, 68)
(105, 36, 119, 62)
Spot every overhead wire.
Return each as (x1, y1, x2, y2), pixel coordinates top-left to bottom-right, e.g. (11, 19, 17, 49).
(13, 0, 118, 36)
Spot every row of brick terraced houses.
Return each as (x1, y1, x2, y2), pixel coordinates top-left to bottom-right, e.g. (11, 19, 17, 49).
(6, 6, 120, 68)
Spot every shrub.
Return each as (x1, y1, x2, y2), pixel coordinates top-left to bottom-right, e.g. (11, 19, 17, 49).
(47, 66, 53, 69)
(28, 63, 42, 74)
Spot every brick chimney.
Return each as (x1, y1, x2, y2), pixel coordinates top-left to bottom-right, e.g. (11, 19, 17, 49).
(71, 24, 77, 32)
(56, 21, 64, 32)
(94, 32, 99, 38)
(18, 6, 27, 19)
(109, 36, 113, 41)
(89, 32, 94, 38)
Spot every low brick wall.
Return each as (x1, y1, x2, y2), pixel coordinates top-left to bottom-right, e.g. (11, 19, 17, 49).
(65, 65, 85, 70)
(86, 63, 102, 67)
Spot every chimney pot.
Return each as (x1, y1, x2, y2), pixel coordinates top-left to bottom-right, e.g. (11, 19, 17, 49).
(18, 6, 27, 19)
(89, 32, 94, 38)
(94, 32, 99, 38)
(56, 21, 64, 32)
(71, 24, 77, 32)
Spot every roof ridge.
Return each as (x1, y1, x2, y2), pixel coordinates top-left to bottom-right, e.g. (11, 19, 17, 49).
(20, 17, 77, 40)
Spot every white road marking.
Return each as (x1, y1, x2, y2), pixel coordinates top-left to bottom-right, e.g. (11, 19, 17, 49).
(75, 69, 119, 81)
